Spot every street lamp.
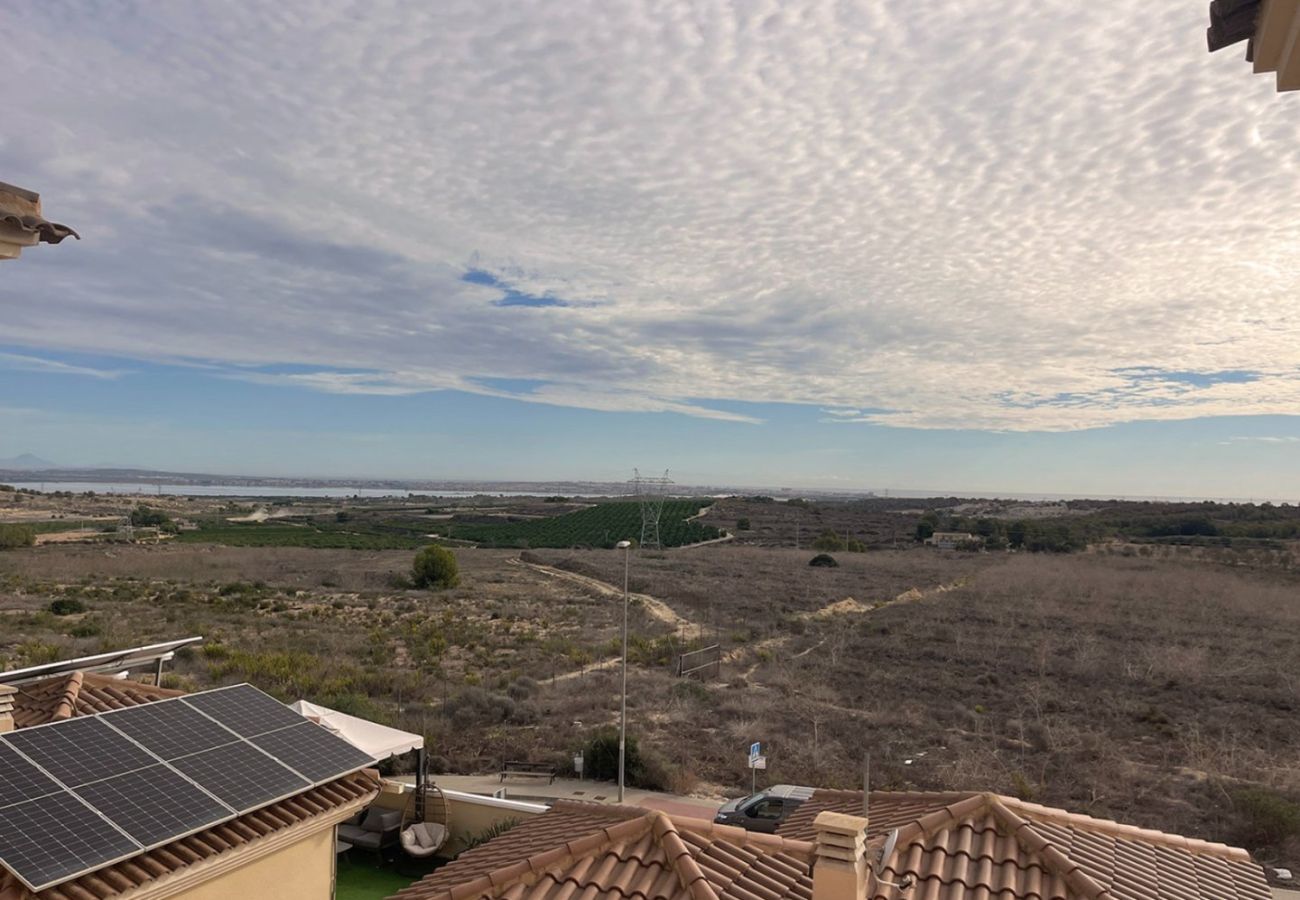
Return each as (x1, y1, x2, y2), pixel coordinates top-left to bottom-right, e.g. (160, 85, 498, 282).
(615, 539, 632, 802)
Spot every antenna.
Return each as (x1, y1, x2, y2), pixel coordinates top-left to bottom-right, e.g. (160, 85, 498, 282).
(862, 752, 870, 819)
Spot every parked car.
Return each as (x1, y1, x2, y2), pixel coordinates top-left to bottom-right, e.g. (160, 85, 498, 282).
(713, 784, 815, 833)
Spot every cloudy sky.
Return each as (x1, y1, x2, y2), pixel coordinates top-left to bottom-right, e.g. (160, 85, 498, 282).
(3, 1, 1300, 497)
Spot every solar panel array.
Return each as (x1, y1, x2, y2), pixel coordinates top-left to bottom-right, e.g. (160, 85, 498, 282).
(0, 683, 373, 892)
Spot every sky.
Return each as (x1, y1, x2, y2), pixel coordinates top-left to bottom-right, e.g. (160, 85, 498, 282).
(3, 1, 1300, 498)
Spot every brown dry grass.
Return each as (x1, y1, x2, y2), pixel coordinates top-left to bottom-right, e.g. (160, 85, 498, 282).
(2, 542, 1297, 861)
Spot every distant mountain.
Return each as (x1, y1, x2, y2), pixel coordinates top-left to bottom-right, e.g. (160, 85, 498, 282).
(0, 453, 58, 470)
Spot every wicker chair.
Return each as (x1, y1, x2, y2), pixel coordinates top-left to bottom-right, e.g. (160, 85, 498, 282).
(400, 783, 450, 858)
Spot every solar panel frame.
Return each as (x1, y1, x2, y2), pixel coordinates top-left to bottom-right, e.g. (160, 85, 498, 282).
(4, 716, 159, 787)
(73, 765, 235, 848)
(179, 684, 307, 737)
(100, 696, 242, 760)
(249, 721, 375, 783)
(0, 741, 63, 810)
(0, 790, 141, 892)
(168, 740, 312, 813)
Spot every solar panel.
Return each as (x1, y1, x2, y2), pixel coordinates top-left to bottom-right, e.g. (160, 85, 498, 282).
(0, 741, 62, 809)
(181, 684, 305, 737)
(74, 765, 233, 847)
(5, 716, 157, 787)
(0, 683, 372, 891)
(0, 791, 139, 891)
(250, 722, 374, 782)
(170, 741, 310, 811)
(104, 698, 239, 760)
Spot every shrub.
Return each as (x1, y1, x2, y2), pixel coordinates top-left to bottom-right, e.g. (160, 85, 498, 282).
(0, 524, 35, 550)
(444, 686, 534, 728)
(736, 518, 751, 531)
(809, 553, 839, 568)
(583, 728, 669, 789)
(48, 598, 87, 616)
(67, 619, 103, 638)
(462, 819, 521, 851)
(1232, 787, 1300, 848)
(412, 544, 460, 590)
(130, 504, 171, 528)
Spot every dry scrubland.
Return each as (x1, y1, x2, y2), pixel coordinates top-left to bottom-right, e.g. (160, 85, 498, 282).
(1, 541, 1298, 864)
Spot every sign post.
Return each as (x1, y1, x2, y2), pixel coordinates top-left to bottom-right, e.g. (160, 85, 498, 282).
(748, 742, 762, 793)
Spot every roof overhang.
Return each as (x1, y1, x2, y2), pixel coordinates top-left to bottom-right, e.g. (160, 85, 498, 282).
(1208, 0, 1300, 91)
(0, 181, 79, 260)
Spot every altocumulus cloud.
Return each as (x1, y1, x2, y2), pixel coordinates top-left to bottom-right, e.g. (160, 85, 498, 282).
(4, 0, 1300, 431)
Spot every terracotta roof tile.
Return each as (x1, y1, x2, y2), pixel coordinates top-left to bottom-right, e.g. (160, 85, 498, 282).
(777, 789, 976, 844)
(392, 802, 815, 900)
(0, 182, 79, 245)
(12, 672, 181, 728)
(777, 787, 1269, 900)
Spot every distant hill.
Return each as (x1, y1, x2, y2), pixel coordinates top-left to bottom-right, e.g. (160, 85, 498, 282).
(0, 453, 58, 470)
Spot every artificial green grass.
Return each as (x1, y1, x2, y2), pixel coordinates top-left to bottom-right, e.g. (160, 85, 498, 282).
(335, 858, 420, 900)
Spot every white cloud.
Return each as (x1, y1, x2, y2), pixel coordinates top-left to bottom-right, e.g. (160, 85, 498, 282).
(0, 352, 125, 380)
(5, 1, 1300, 431)
(1220, 435, 1300, 444)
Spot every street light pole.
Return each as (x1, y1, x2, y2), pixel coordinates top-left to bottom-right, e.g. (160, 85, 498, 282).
(616, 539, 632, 803)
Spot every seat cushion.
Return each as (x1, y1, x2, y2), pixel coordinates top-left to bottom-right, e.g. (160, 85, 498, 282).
(413, 823, 446, 849)
(361, 807, 402, 833)
(337, 824, 367, 843)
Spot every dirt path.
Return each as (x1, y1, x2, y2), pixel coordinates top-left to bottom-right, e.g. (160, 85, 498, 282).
(508, 558, 692, 629)
(550, 656, 622, 683)
(724, 575, 975, 673)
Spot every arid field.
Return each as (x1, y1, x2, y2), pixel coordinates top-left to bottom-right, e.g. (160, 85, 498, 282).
(2, 491, 1299, 866)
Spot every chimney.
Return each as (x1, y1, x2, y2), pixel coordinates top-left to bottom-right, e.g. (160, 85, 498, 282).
(0, 684, 17, 733)
(812, 810, 870, 900)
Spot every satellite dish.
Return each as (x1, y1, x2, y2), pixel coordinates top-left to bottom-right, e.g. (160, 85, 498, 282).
(878, 828, 900, 871)
(873, 828, 913, 891)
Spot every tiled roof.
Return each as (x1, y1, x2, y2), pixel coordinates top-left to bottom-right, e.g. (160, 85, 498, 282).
(0, 770, 379, 900)
(12, 672, 182, 728)
(391, 800, 816, 900)
(0, 182, 78, 245)
(785, 789, 1271, 900)
(778, 789, 975, 844)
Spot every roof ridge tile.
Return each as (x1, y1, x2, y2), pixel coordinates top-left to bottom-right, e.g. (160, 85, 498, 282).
(996, 795, 1252, 863)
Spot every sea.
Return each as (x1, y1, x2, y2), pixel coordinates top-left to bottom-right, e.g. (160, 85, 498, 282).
(6, 482, 553, 499)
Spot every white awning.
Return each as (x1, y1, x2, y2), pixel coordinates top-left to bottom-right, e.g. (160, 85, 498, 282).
(290, 699, 424, 762)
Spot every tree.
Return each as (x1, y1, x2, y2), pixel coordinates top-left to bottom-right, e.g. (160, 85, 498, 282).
(812, 529, 846, 551)
(915, 521, 935, 542)
(736, 517, 751, 531)
(412, 544, 460, 589)
(0, 524, 35, 550)
(1007, 521, 1027, 548)
(130, 504, 170, 528)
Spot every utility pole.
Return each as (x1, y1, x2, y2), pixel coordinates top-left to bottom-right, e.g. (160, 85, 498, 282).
(616, 540, 632, 803)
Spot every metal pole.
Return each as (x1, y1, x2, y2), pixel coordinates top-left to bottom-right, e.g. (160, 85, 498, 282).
(618, 544, 629, 803)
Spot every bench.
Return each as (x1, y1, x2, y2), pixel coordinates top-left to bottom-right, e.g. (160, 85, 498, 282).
(500, 761, 557, 784)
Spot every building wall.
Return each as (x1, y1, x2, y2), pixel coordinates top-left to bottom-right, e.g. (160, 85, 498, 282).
(169, 826, 334, 900)
(441, 790, 544, 855)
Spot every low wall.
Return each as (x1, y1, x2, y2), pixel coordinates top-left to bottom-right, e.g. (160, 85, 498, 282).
(441, 789, 547, 855)
(373, 780, 548, 857)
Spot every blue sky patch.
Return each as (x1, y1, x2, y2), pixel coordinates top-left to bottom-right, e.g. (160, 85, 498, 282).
(463, 269, 568, 308)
